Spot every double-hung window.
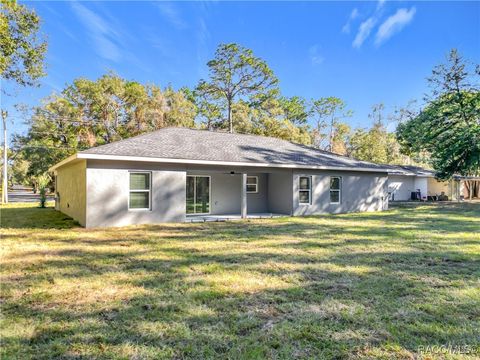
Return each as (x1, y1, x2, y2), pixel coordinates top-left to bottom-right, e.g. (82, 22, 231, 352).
(129, 172, 151, 210)
(330, 176, 341, 204)
(246, 176, 258, 193)
(299, 176, 312, 204)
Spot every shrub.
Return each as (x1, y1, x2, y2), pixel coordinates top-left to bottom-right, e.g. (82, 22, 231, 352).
(36, 173, 51, 208)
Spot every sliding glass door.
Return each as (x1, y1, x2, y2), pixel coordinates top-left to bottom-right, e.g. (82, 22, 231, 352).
(186, 176, 210, 214)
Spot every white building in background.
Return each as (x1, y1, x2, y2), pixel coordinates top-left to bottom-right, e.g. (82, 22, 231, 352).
(386, 165, 463, 201)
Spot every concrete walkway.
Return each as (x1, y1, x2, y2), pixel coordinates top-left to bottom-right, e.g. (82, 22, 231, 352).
(185, 213, 287, 222)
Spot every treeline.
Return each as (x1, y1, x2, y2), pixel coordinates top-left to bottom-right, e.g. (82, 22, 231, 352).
(13, 44, 478, 187)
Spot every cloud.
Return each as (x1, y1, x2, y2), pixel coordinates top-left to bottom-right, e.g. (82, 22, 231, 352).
(377, 0, 386, 11)
(351, 0, 387, 48)
(342, 8, 359, 34)
(309, 45, 324, 65)
(156, 2, 187, 29)
(352, 17, 377, 48)
(70, 2, 122, 62)
(375, 7, 416, 46)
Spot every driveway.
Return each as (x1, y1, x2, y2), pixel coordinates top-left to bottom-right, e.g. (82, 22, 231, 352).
(4, 189, 54, 203)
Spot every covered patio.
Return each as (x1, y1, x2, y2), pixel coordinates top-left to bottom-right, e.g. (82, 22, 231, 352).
(185, 168, 293, 221)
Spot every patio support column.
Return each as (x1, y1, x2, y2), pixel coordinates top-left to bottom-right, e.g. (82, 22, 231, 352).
(241, 173, 247, 219)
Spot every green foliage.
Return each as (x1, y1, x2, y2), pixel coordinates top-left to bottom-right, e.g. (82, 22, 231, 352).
(0, 0, 47, 87)
(231, 98, 311, 144)
(331, 122, 351, 155)
(279, 96, 310, 126)
(36, 172, 50, 208)
(349, 104, 408, 164)
(396, 49, 480, 179)
(195, 43, 279, 133)
(10, 153, 29, 186)
(310, 97, 352, 151)
(14, 73, 197, 177)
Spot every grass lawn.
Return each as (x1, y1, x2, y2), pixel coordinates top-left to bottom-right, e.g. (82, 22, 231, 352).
(1, 203, 479, 359)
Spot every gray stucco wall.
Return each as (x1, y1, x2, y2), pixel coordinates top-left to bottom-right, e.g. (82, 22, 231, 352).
(388, 175, 415, 201)
(55, 158, 387, 227)
(55, 160, 87, 226)
(268, 170, 293, 214)
(292, 170, 388, 215)
(86, 160, 186, 227)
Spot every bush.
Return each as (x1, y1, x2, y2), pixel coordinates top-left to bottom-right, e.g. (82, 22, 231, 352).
(36, 173, 51, 208)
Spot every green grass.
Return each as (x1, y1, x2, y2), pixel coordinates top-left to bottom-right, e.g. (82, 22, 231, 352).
(1, 202, 479, 359)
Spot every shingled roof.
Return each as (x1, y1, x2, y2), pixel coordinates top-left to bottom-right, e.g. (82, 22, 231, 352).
(53, 127, 391, 172)
(384, 165, 436, 177)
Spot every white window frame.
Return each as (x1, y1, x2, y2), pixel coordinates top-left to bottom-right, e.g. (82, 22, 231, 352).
(298, 176, 312, 205)
(128, 171, 152, 211)
(246, 176, 258, 193)
(330, 176, 342, 204)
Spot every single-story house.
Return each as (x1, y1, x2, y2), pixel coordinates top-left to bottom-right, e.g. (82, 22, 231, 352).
(386, 165, 460, 201)
(49, 127, 391, 227)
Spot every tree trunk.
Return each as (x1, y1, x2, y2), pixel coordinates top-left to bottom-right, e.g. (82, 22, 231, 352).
(228, 99, 233, 133)
(329, 116, 334, 153)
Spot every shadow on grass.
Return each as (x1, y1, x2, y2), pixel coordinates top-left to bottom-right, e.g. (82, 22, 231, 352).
(0, 205, 79, 229)
(2, 245, 479, 358)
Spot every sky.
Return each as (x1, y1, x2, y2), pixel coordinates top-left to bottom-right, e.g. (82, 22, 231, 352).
(3, 0, 480, 139)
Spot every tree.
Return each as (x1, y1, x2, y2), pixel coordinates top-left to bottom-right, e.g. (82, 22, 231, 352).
(163, 86, 197, 128)
(348, 104, 408, 164)
(331, 122, 351, 156)
(195, 43, 278, 133)
(36, 172, 50, 208)
(189, 87, 224, 130)
(279, 96, 310, 126)
(396, 49, 480, 185)
(15, 74, 198, 178)
(310, 97, 352, 151)
(1, 0, 47, 88)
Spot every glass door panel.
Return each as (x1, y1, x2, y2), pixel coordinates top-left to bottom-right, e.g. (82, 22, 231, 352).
(186, 176, 210, 214)
(195, 176, 210, 214)
(186, 176, 195, 214)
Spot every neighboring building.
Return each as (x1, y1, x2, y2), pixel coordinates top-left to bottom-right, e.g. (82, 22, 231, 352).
(386, 165, 460, 201)
(49, 127, 390, 227)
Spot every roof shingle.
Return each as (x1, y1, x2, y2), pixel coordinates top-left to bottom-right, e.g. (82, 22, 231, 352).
(80, 127, 390, 172)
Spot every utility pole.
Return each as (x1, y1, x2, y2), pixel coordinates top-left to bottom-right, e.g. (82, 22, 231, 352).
(2, 110, 7, 204)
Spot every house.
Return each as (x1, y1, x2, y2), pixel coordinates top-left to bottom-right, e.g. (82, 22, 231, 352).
(386, 165, 460, 201)
(49, 127, 391, 228)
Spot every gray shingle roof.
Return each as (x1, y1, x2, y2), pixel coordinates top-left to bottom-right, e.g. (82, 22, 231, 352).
(384, 165, 435, 177)
(80, 127, 390, 172)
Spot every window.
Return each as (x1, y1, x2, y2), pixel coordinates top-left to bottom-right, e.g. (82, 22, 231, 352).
(129, 172, 151, 210)
(299, 176, 311, 204)
(246, 176, 258, 193)
(330, 176, 341, 204)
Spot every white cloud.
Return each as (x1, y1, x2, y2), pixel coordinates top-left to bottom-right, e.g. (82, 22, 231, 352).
(375, 7, 416, 46)
(342, 8, 359, 34)
(309, 45, 324, 65)
(70, 2, 122, 62)
(377, 0, 386, 11)
(156, 2, 187, 29)
(352, 17, 377, 48)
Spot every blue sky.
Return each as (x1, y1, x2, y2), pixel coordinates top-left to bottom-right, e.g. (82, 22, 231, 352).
(4, 1, 480, 137)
